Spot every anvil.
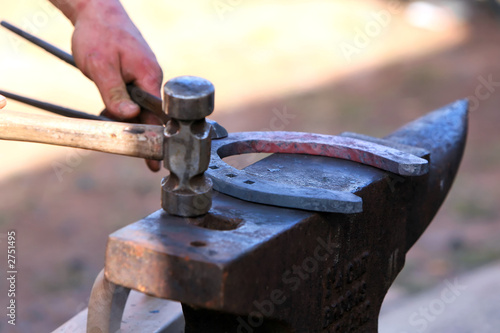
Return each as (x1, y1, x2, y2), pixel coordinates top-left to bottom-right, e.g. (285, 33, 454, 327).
(84, 100, 467, 332)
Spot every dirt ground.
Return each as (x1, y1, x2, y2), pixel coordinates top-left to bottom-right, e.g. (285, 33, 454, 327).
(1, 1, 500, 332)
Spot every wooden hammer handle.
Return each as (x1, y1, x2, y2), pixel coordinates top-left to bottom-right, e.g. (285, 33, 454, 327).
(0, 111, 164, 160)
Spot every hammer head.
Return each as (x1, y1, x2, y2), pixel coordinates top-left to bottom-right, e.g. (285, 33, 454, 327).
(161, 76, 215, 217)
(163, 75, 215, 120)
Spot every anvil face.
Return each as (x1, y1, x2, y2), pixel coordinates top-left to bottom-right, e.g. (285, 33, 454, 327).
(105, 101, 467, 332)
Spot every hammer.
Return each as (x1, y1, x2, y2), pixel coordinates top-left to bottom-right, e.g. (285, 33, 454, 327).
(0, 76, 214, 217)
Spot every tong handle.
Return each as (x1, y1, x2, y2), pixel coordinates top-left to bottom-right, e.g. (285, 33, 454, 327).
(0, 111, 164, 160)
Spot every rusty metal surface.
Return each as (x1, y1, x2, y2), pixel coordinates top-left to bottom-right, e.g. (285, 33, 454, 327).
(105, 100, 468, 332)
(205, 131, 428, 213)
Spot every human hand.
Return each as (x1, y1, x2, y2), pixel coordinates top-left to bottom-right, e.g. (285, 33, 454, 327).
(54, 0, 163, 171)
(0, 95, 6, 109)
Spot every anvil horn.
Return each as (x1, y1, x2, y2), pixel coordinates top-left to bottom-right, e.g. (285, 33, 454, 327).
(384, 99, 469, 251)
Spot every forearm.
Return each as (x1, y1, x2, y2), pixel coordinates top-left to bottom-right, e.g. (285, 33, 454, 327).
(49, 0, 164, 172)
(49, 0, 127, 25)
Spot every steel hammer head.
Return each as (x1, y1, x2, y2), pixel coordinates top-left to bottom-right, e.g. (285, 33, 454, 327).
(161, 76, 215, 217)
(164, 76, 215, 120)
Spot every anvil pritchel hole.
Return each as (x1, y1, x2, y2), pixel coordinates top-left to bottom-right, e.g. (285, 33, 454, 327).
(209, 165, 219, 169)
(190, 241, 206, 247)
(226, 173, 237, 178)
(244, 180, 255, 184)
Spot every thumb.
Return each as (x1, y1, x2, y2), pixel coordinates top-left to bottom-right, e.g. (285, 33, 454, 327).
(85, 54, 140, 119)
(104, 84, 140, 120)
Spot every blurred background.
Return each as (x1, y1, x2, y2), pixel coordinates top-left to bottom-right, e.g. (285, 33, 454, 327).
(0, 0, 499, 332)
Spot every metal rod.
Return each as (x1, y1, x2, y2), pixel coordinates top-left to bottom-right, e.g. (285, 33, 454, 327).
(0, 90, 112, 121)
(1, 21, 76, 67)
